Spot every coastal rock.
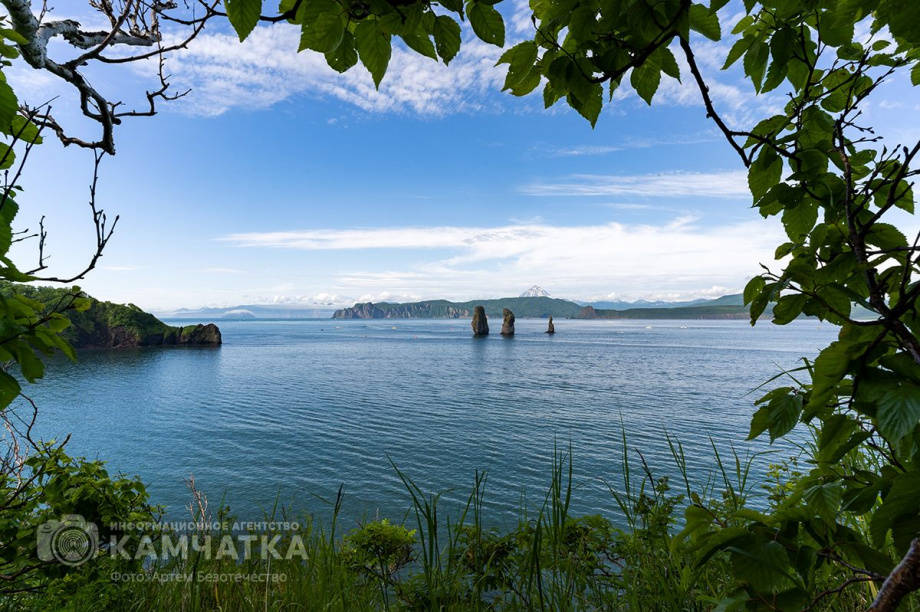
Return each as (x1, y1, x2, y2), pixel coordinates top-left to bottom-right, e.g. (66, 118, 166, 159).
(179, 323, 222, 346)
(546, 316, 555, 334)
(501, 308, 515, 336)
(471, 306, 489, 336)
(576, 306, 598, 319)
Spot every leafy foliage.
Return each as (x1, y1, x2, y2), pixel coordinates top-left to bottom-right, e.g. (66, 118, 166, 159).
(221, 0, 920, 607)
(5, 0, 920, 608)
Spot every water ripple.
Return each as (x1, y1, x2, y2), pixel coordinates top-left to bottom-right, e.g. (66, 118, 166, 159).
(26, 319, 834, 527)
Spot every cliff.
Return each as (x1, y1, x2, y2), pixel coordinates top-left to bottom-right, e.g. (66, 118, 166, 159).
(0, 283, 221, 349)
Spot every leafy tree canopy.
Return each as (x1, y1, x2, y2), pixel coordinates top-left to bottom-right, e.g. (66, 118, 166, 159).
(1, 0, 920, 608)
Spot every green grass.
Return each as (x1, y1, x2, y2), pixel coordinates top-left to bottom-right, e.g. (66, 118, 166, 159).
(7, 440, 911, 611)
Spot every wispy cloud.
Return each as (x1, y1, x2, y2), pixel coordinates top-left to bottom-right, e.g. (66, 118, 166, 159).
(100, 265, 150, 272)
(158, 24, 507, 117)
(546, 133, 717, 157)
(218, 218, 783, 302)
(192, 267, 244, 274)
(520, 170, 749, 198)
(148, 11, 777, 121)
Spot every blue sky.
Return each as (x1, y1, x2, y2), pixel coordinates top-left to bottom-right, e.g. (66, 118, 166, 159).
(7, 2, 920, 311)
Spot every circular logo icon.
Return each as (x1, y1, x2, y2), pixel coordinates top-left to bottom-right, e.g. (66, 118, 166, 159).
(50, 523, 96, 566)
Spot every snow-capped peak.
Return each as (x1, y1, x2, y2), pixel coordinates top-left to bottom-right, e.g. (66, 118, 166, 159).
(520, 286, 550, 298)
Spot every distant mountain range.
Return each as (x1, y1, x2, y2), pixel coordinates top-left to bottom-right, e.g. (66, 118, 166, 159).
(332, 294, 751, 320)
(577, 294, 744, 310)
(159, 304, 339, 320)
(158, 294, 752, 321)
(333, 297, 589, 320)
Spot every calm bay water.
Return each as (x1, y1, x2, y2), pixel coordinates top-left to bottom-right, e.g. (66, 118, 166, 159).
(28, 318, 836, 529)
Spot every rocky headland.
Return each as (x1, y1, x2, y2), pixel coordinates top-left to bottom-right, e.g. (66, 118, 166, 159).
(0, 283, 221, 349)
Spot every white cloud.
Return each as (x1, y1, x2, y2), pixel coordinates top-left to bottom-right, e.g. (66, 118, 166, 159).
(546, 133, 718, 157)
(520, 170, 749, 198)
(218, 217, 784, 302)
(193, 267, 244, 274)
(151, 11, 781, 122)
(355, 291, 424, 304)
(160, 24, 507, 117)
(100, 265, 149, 271)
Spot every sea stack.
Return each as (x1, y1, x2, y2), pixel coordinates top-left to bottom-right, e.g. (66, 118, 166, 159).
(546, 316, 555, 334)
(501, 308, 515, 336)
(471, 306, 489, 336)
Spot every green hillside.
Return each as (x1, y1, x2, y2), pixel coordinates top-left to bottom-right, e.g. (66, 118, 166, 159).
(332, 296, 584, 319)
(0, 283, 221, 349)
(577, 304, 751, 320)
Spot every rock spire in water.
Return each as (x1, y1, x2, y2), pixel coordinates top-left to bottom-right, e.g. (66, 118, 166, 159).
(546, 316, 555, 334)
(501, 308, 515, 336)
(471, 306, 489, 336)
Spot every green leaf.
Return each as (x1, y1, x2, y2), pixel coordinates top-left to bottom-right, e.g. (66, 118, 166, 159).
(0, 198, 19, 259)
(567, 83, 603, 127)
(773, 294, 809, 325)
(743, 40, 769, 91)
(722, 36, 752, 69)
(743, 276, 766, 305)
(630, 56, 661, 105)
(806, 341, 849, 413)
(768, 393, 802, 440)
(877, 384, 920, 444)
(912, 62, 920, 87)
(14, 342, 43, 383)
(866, 223, 908, 250)
(782, 200, 817, 240)
(871, 471, 920, 548)
(467, 2, 505, 47)
(568, 6, 597, 42)
(325, 30, 358, 73)
(674, 504, 716, 547)
(400, 29, 437, 61)
(802, 481, 843, 519)
(0, 369, 20, 410)
(300, 7, 346, 53)
(731, 15, 754, 35)
(817, 414, 862, 463)
(0, 27, 27, 45)
(749, 281, 778, 324)
(433, 16, 461, 64)
(10, 116, 41, 145)
(225, 0, 263, 42)
(689, 3, 721, 41)
(877, 0, 920, 45)
(749, 147, 783, 202)
(658, 47, 680, 82)
(0, 79, 16, 136)
(355, 20, 392, 88)
(499, 41, 538, 90)
(730, 538, 792, 592)
(748, 406, 771, 440)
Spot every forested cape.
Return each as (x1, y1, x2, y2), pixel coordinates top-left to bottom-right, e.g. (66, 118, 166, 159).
(0, 283, 220, 349)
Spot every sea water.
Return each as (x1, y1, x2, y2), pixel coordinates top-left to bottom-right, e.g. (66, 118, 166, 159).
(26, 318, 836, 529)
